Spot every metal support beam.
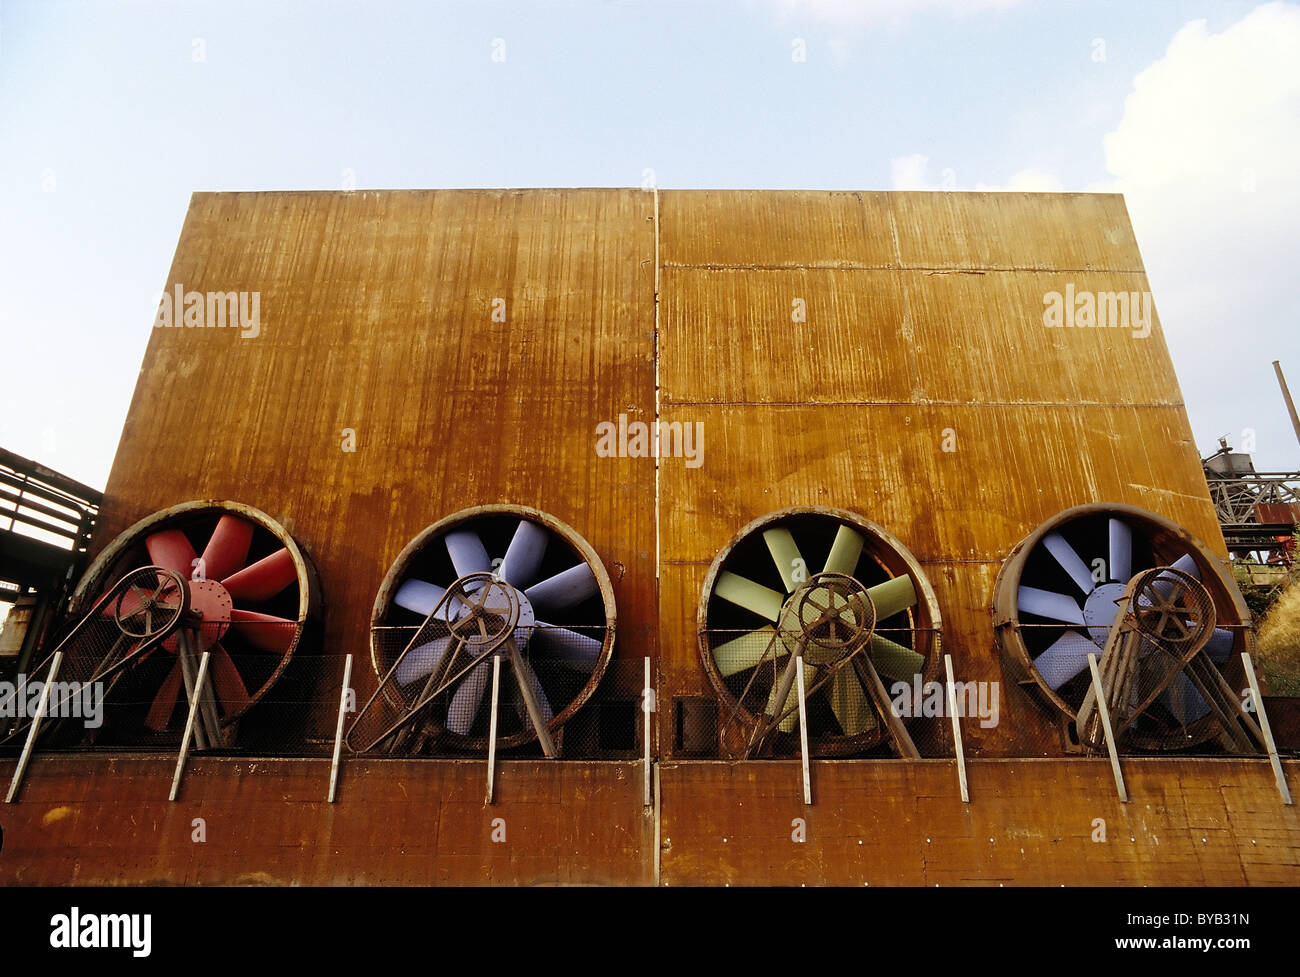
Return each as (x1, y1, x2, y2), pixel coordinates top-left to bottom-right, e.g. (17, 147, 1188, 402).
(1242, 652, 1293, 805)
(5, 650, 62, 803)
(1087, 653, 1128, 803)
(327, 654, 353, 803)
(485, 654, 502, 805)
(169, 650, 211, 802)
(943, 654, 969, 803)
(795, 655, 812, 805)
(1274, 360, 1300, 453)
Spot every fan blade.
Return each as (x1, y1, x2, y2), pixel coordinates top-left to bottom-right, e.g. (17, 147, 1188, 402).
(525, 563, 598, 613)
(1161, 671, 1211, 724)
(445, 530, 491, 578)
(823, 525, 865, 575)
(393, 579, 460, 621)
(513, 657, 554, 728)
(713, 626, 778, 678)
(1043, 532, 1096, 596)
(763, 527, 805, 594)
(1205, 627, 1235, 664)
(532, 624, 603, 670)
(1018, 586, 1085, 625)
(395, 637, 452, 686)
(1032, 630, 1096, 690)
(209, 644, 251, 716)
(447, 658, 492, 734)
(144, 660, 185, 731)
(1109, 519, 1132, 582)
(1171, 553, 1200, 578)
(714, 572, 783, 622)
(499, 520, 548, 587)
(200, 515, 255, 582)
(221, 548, 297, 603)
(830, 666, 873, 736)
(229, 609, 298, 655)
(769, 662, 817, 733)
(869, 635, 925, 682)
(145, 529, 198, 576)
(105, 575, 158, 619)
(867, 575, 916, 621)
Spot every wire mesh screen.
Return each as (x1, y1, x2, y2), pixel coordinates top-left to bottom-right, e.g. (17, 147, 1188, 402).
(351, 624, 631, 758)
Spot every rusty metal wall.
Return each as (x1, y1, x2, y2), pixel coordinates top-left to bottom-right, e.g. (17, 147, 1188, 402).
(656, 190, 1225, 756)
(1, 754, 1294, 885)
(94, 189, 659, 727)
(92, 188, 1228, 755)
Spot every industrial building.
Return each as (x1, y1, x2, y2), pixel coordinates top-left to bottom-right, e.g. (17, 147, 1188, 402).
(1, 188, 1296, 885)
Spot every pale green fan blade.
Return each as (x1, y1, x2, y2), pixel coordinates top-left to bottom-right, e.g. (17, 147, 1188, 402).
(831, 666, 875, 735)
(768, 662, 817, 733)
(763, 527, 805, 593)
(869, 634, 925, 682)
(715, 572, 784, 622)
(713, 626, 778, 677)
(866, 575, 916, 620)
(823, 525, 865, 575)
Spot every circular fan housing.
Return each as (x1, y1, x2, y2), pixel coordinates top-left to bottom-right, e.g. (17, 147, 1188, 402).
(698, 506, 942, 757)
(370, 505, 616, 752)
(992, 502, 1253, 751)
(68, 500, 320, 735)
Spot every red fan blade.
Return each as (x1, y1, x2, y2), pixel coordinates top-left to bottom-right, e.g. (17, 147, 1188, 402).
(229, 609, 298, 656)
(145, 530, 198, 576)
(221, 548, 297, 603)
(102, 573, 157, 618)
(209, 645, 251, 716)
(200, 515, 255, 582)
(144, 660, 185, 731)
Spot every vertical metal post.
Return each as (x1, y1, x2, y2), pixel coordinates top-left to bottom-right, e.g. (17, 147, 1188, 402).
(1273, 360, 1300, 453)
(327, 654, 353, 803)
(169, 651, 211, 802)
(5, 650, 63, 804)
(795, 655, 811, 805)
(485, 654, 502, 805)
(943, 654, 969, 803)
(1242, 652, 1293, 805)
(1086, 653, 1128, 803)
(643, 656, 652, 807)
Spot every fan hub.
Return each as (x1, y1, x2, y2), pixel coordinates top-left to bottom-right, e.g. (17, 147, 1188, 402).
(163, 579, 232, 653)
(777, 574, 875, 665)
(1082, 582, 1126, 647)
(447, 576, 535, 652)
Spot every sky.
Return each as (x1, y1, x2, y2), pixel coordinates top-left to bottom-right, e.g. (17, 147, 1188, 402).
(1, 0, 1298, 494)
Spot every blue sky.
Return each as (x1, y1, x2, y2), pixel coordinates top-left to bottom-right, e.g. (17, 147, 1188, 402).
(2, 0, 1298, 490)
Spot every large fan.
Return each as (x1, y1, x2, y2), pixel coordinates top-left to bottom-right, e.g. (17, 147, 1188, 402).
(359, 505, 616, 753)
(698, 507, 941, 757)
(64, 501, 319, 740)
(993, 503, 1251, 750)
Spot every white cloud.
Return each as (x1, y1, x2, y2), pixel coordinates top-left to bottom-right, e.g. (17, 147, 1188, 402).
(891, 153, 933, 189)
(1101, 2, 1300, 468)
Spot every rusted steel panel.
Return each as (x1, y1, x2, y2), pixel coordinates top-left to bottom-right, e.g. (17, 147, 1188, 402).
(657, 759, 1300, 886)
(887, 192, 1146, 271)
(659, 190, 899, 269)
(0, 756, 653, 886)
(94, 190, 658, 724)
